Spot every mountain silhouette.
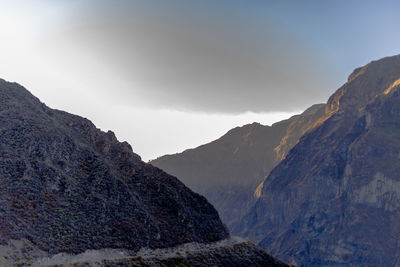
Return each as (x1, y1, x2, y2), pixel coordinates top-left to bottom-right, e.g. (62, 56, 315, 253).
(151, 104, 325, 228)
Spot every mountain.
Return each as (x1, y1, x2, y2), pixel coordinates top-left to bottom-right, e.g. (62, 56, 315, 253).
(151, 104, 326, 227)
(235, 55, 400, 266)
(0, 79, 287, 266)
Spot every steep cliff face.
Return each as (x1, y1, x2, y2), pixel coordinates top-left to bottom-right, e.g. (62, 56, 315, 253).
(0, 79, 229, 255)
(151, 105, 325, 228)
(273, 104, 326, 162)
(236, 55, 400, 266)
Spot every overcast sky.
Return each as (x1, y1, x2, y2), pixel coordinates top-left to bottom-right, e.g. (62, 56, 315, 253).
(1, 0, 400, 160)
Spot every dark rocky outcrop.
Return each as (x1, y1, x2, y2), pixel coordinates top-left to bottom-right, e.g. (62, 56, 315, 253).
(235, 55, 400, 266)
(0, 79, 229, 255)
(151, 104, 326, 228)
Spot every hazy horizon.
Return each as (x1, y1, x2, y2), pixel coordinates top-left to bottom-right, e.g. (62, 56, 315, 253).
(1, 0, 400, 160)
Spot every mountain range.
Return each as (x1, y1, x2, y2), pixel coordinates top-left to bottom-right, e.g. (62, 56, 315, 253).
(152, 54, 400, 266)
(0, 79, 287, 266)
(3, 52, 400, 266)
(235, 54, 400, 266)
(151, 104, 326, 228)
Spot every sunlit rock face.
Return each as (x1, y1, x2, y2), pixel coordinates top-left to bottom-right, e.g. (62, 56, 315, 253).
(235, 55, 400, 266)
(0, 79, 229, 254)
(274, 104, 326, 162)
(151, 104, 325, 229)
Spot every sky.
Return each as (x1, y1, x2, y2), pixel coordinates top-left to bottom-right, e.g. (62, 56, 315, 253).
(0, 0, 400, 161)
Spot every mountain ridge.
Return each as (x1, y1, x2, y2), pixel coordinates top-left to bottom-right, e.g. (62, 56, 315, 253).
(235, 54, 400, 266)
(151, 103, 326, 228)
(0, 78, 229, 252)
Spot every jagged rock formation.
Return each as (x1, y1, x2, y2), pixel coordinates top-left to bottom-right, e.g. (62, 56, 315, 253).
(0, 79, 230, 254)
(235, 55, 400, 266)
(151, 104, 326, 228)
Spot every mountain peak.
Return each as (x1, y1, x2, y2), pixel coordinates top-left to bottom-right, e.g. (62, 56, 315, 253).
(151, 102, 326, 228)
(327, 54, 400, 115)
(0, 79, 229, 255)
(235, 54, 400, 266)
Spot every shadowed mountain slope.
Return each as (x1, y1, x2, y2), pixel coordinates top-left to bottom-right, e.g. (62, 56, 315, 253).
(0, 78, 292, 266)
(151, 104, 326, 227)
(0, 78, 229, 254)
(235, 55, 400, 266)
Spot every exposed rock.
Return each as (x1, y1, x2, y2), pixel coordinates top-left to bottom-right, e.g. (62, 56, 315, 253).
(273, 104, 326, 162)
(31, 237, 290, 267)
(0, 78, 228, 255)
(235, 54, 400, 266)
(0, 239, 47, 266)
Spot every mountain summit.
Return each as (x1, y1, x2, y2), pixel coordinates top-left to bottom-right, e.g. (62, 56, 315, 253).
(235, 55, 400, 266)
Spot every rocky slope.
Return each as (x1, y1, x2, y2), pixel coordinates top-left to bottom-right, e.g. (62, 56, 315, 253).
(151, 104, 326, 227)
(0, 80, 285, 266)
(235, 55, 400, 266)
(0, 79, 229, 254)
(273, 104, 326, 162)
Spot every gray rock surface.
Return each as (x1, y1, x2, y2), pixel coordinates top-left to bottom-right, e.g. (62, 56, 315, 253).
(0, 237, 290, 267)
(235, 55, 400, 266)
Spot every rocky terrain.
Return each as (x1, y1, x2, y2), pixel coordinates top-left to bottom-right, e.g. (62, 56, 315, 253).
(235, 55, 400, 266)
(151, 104, 326, 228)
(0, 237, 288, 266)
(0, 79, 287, 266)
